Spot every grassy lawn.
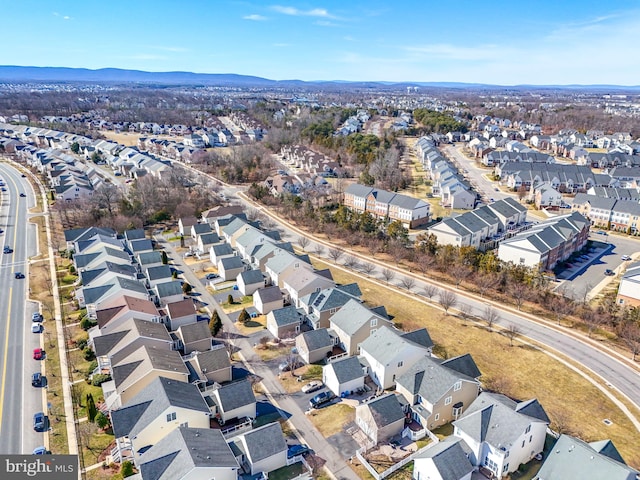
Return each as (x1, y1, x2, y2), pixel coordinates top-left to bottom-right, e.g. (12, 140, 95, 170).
(278, 365, 323, 393)
(220, 294, 253, 314)
(307, 403, 355, 437)
(234, 315, 266, 335)
(79, 423, 115, 466)
(254, 343, 291, 362)
(431, 423, 454, 439)
(86, 466, 124, 480)
(71, 382, 105, 419)
(311, 259, 640, 467)
(269, 462, 305, 480)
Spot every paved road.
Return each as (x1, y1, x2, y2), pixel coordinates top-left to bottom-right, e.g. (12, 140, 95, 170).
(0, 163, 44, 454)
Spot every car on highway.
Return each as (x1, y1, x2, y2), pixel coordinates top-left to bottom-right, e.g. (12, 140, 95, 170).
(32, 312, 43, 322)
(622, 255, 632, 261)
(3, 246, 13, 254)
(32, 446, 49, 455)
(33, 348, 44, 360)
(301, 380, 323, 394)
(32, 372, 43, 387)
(15, 272, 25, 279)
(604, 269, 615, 276)
(19, 192, 26, 197)
(309, 391, 334, 409)
(31, 323, 41, 333)
(33, 412, 45, 432)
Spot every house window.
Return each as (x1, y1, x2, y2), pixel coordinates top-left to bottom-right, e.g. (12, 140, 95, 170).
(444, 396, 452, 405)
(454, 381, 462, 391)
(525, 425, 531, 434)
(180, 422, 188, 428)
(166, 412, 176, 422)
(452, 405, 462, 418)
(529, 435, 533, 443)
(519, 257, 525, 264)
(370, 328, 377, 336)
(397, 361, 403, 368)
(371, 318, 378, 328)
(503, 464, 509, 473)
(434, 413, 440, 421)
(522, 440, 525, 448)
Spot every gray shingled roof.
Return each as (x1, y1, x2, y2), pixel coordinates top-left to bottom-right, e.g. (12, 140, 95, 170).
(139, 427, 238, 480)
(239, 269, 264, 285)
(360, 326, 433, 366)
(93, 330, 129, 356)
(137, 250, 163, 265)
(241, 422, 287, 463)
(345, 183, 374, 198)
(537, 434, 637, 480)
(177, 321, 211, 345)
(129, 238, 154, 252)
(328, 356, 364, 384)
(220, 256, 244, 270)
(214, 378, 256, 412)
(211, 243, 234, 256)
(194, 345, 230, 372)
(441, 354, 482, 379)
(111, 377, 209, 438)
(64, 226, 116, 243)
(146, 265, 173, 281)
(255, 286, 283, 303)
(269, 305, 302, 327)
(364, 393, 404, 428)
(198, 232, 220, 245)
(299, 328, 332, 352)
(192, 223, 212, 235)
(414, 437, 474, 480)
(155, 280, 184, 298)
(124, 228, 146, 242)
(329, 299, 388, 336)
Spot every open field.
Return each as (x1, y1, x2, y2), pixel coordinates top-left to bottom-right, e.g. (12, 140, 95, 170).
(311, 258, 640, 467)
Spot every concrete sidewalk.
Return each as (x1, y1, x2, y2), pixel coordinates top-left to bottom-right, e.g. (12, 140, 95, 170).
(156, 234, 360, 480)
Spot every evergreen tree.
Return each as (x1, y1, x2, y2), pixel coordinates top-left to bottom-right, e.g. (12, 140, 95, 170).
(86, 393, 97, 422)
(238, 308, 251, 324)
(209, 310, 222, 336)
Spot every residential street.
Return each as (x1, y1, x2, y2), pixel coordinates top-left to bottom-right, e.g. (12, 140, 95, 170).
(155, 234, 362, 480)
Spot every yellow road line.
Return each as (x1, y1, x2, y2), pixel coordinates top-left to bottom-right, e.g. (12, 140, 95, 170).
(0, 287, 13, 437)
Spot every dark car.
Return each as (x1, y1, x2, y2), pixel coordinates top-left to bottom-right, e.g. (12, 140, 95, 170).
(32, 372, 43, 387)
(14, 272, 25, 279)
(205, 273, 219, 280)
(604, 269, 615, 276)
(309, 391, 334, 409)
(33, 412, 45, 431)
(33, 348, 44, 360)
(0, 228, 3, 234)
(19, 193, 26, 197)
(21, 174, 26, 178)
(287, 444, 310, 458)
(3, 246, 12, 254)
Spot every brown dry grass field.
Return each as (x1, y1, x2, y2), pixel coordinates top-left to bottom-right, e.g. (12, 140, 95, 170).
(311, 258, 640, 467)
(307, 403, 355, 438)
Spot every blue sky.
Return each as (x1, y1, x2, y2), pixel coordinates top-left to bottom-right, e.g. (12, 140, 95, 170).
(2, 0, 640, 85)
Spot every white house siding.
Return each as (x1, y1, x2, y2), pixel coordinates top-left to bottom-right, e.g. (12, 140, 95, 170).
(497, 241, 542, 268)
(250, 451, 287, 475)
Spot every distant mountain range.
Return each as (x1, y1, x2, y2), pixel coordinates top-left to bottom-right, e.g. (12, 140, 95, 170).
(0, 65, 639, 90)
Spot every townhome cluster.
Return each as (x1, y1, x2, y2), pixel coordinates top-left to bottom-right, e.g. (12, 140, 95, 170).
(263, 172, 331, 197)
(343, 183, 431, 228)
(335, 110, 370, 136)
(65, 226, 300, 480)
(415, 136, 477, 209)
(0, 123, 172, 190)
(280, 144, 344, 177)
(572, 192, 640, 234)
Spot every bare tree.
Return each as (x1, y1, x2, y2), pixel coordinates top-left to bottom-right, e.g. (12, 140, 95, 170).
(450, 265, 470, 289)
(415, 253, 435, 276)
(438, 290, 457, 315)
(482, 305, 501, 332)
(389, 241, 406, 266)
(366, 239, 381, 258)
(458, 303, 473, 320)
(381, 268, 396, 284)
(328, 247, 344, 264)
(509, 282, 529, 311)
(549, 294, 574, 326)
(344, 255, 359, 269)
(476, 273, 499, 298)
(422, 284, 438, 300)
(504, 324, 521, 347)
(313, 244, 326, 256)
(620, 322, 640, 361)
(297, 236, 310, 252)
(361, 263, 376, 277)
(399, 277, 416, 292)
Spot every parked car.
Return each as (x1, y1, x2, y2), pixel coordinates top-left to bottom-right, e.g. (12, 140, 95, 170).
(32, 446, 49, 455)
(604, 269, 615, 276)
(309, 391, 334, 409)
(33, 348, 44, 360)
(31, 372, 43, 387)
(596, 231, 608, 236)
(287, 444, 310, 458)
(32, 312, 43, 322)
(205, 273, 219, 280)
(31, 323, 41, 333)
(622, 255, 632, 261)
(14, 272, 25, 279)
(33, 412, 45, 431)
(301, 380, 323, 394)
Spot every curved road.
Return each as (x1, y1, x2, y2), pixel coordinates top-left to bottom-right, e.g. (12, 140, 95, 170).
(0, 163, 43, 454)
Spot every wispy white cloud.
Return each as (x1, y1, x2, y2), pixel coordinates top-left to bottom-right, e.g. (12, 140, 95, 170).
(314, 20, 340, 27)
(243, 14, 267, 21)
(270, 5, 335, 19)
(53, 12, 71, 20)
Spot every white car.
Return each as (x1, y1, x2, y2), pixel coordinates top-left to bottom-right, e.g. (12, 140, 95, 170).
(622, 255, 632, 261)
(31, 323, 41, 333)
(301, 380, 323, 394)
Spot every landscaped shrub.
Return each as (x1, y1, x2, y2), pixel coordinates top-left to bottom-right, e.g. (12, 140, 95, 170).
(82, 347, 95, 361)
(91, 374, 111, 386)
(121, 461, 134, 478)
(80, 317, 97, 330)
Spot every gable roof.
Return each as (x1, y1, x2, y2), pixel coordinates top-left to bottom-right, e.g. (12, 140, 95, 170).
(414, 437, 474, 480)
(269, 305, 302, 327)
(193, 344, 230, 372)
(329, 299, 389, 335)
(360, 325, 433, 364)
(166, 298, 196, 319)
(537, 434, 637, 480)
(238, 269, 264, 285)
(220, 256, 244, 270)
(298, 328, 333, 352)
(111, 376, 209, 438)
(361, 393, 405, 428)
(441, 354, 482, 379)
(327, 355, 364, 384)
(176, 321, 211, 345)
(237, 422, 287, 464)
(254, 286, 283, 303)
(214, 378, 256, 412)
(139, 427, 238, 480)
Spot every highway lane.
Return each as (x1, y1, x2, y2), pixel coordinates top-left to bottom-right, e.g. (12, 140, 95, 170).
(0, 163, 43, 454)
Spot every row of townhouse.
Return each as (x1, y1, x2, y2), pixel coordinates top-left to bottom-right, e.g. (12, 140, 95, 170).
(416, 136, 477, 209)
(334, 109, 370, 136)
(481, 150, 555, 167)
(264, 172, 330, 197)
(572, 193, 640, 233)
(495, 162, 606, 193)
(343, 183, 431, 228)
(280, 144, 344, 177)
(64, 225, 297, 480)
(426, 198, 528, 250)
(497, 212, 591, 270)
